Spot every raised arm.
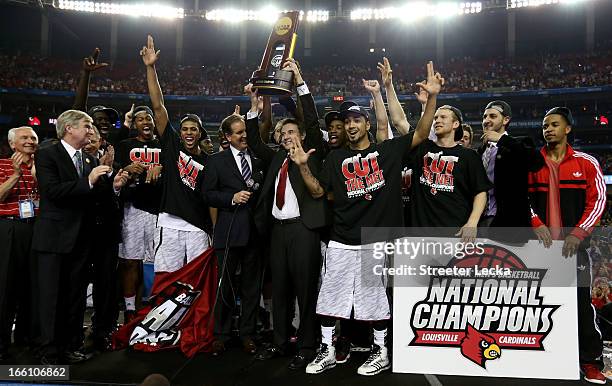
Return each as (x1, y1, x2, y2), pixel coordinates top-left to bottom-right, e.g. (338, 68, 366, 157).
(258, 96, 272, 143)
(244, 84, 276, 164)
(141, 35, 168, 136)
(73, 48, 109, 111)
(378, 57, 410, 135)
(415, 87, 428, 117)
(282, 58, 325, 154)
(363, 79, 389, 143)
(411, 61, 444, 149)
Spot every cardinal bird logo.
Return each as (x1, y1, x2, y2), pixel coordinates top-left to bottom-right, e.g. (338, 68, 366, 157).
(460, 324, 501, 368)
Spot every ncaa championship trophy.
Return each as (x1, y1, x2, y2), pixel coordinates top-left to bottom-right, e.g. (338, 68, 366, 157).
(250, 11, 300, 95)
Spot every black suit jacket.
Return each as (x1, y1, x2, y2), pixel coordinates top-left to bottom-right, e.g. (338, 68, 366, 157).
(32, 141, 116, 254)
(479, 134, 544, 232)
(246, 91, 329, 235)
(204, 148, 265, 249)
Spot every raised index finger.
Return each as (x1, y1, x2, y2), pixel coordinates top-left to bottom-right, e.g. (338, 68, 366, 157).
(147, 35, 154, 50)
(92, 48, 100, 61)
(427, 61, 434, 78)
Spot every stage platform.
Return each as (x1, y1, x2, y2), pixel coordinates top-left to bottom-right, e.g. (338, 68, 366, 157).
(0, 343, 596, 386)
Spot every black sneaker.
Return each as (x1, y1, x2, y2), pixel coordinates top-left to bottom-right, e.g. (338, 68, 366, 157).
(63, 350, 92, 364)
(335, 336, 351, 364)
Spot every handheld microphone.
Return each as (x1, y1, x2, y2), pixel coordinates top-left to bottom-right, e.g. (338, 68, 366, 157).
(245, 178, 260, 193)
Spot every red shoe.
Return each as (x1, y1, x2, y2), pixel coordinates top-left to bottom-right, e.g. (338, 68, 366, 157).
(582, 364, 606, 384)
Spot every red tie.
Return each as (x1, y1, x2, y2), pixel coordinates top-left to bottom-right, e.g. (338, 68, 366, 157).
(276, 159, 290, 210)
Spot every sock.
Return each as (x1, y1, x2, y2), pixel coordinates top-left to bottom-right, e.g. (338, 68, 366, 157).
(124, 296, 136, 311)
(263, 299, 273, 329)
(373, 328, 387, 348)
(321, 326, 335, 346)
(263, 298, 272, 312)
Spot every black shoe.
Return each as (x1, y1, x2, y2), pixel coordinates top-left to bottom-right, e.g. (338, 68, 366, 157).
(93, 335, 112, 352)
(288, 353, 310, 370)
(255, 346, 284, 361)
(63, 350, 92, 364)
(242, 337, 258, 355)
(211, 340, 225, 357)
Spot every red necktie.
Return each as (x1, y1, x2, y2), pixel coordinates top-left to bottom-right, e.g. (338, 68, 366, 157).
(276, 159, 289, 210)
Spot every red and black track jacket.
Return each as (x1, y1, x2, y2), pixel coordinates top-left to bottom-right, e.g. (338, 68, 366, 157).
(528, 145, 606, 240)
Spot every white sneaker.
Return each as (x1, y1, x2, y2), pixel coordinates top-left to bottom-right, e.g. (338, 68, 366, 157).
(357, 345, 390, 376)
(305, 344, 336, 374)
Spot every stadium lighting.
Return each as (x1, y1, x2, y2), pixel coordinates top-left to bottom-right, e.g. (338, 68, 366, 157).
(349, 2, 482, 21)
(507, 0, 592, 8)
(205, 8, 328, 23)
(460, 2, 483, 14)
(57, 0, 184, 19)
(306, 10, 329, 22)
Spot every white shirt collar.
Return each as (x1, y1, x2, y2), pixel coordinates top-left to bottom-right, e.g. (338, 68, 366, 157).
(61, 139, 80, 158)
(230, 145, 247, 158)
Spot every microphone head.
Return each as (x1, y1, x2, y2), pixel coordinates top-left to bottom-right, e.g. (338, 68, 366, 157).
(246, 178, 260, 191)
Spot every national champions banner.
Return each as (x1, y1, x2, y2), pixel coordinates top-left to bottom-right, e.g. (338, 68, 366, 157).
(390, 237, 579, 380)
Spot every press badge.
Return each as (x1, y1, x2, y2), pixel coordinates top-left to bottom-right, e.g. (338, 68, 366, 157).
(19, 200, 35, 219)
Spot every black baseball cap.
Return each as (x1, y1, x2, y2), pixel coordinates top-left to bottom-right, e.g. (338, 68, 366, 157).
(339, 100, 358, 112)
(180, 113, 205, 134)
(88, 105, 119, 121)
(544, 107, 574, 126)
(324, 111, 343, 127)
(133, 105, 154, 118)
(485, 100, 512, 117)
(438, 105, 463, 125)
(340, 105, 370, 122)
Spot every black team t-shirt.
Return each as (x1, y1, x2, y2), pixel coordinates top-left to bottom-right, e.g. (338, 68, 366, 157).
(159, 124, 212, 233)
(116, 138, 162, 214)
(410, 139, 490, 228)
(318, 132, 415, 246)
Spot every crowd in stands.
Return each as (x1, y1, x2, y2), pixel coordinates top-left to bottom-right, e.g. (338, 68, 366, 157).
(1, 50, 612, 96)
(590, 215, 612, 310)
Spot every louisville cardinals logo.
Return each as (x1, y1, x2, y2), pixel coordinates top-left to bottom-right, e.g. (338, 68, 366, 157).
(409, 244, 559, 369)
(460, 324, 501, 368)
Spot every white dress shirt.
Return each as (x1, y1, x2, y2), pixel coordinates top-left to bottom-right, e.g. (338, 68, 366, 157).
(272, 158, 300, 220)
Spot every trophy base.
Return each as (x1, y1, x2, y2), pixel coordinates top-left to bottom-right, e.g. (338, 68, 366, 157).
(250, 69, 294, 96)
